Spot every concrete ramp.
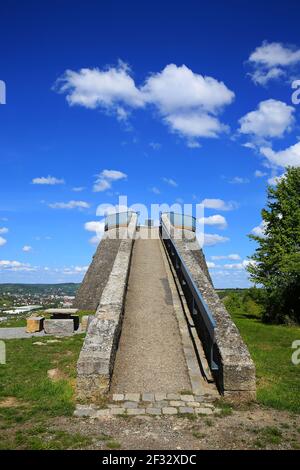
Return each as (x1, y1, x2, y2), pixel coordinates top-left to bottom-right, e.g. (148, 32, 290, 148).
(111, 236, 191, 393)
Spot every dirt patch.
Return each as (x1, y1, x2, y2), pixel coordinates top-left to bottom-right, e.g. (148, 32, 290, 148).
(0, 397, 24, 408)
(48, 404, 300, 450)
(47, 368, 68, 382)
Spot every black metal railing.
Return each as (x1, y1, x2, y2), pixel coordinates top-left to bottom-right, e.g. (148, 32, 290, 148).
(160, 215, 218, 372)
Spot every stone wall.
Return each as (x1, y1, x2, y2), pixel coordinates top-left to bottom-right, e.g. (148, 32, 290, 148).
(73, 236, 122, 311)
(161, 214, 256, 402)
(76, 215, 137, 401)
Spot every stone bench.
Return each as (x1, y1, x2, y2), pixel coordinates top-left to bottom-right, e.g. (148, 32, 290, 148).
(26, 316, 44, 333)
(44, 319, 74, 336)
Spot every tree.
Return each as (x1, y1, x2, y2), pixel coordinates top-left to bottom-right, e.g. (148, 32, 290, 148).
(247, 167, 300, 324)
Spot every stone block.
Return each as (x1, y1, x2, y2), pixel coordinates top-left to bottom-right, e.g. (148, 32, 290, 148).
(123, 401, 138, 408)
(81, 315, 89, 332)
(26, 316, 44, 333)
(162, 407, 178, 415)
(146, 408, 161, 415)
(169, 401, 183, 407)
(166, 393, 181, 400)
(142, 393, 154, 402)
(180, 394, 194, 402)
(127, 408, 145, 415)
(110, 407, 125, 415)
(44, 319, 74, 336)
(195, 407, 214, 415)
(179, 407, 194, 414)
(112, 393, 124, 401)
(124, 393, 140, 402)
(154, 393, 166, 401)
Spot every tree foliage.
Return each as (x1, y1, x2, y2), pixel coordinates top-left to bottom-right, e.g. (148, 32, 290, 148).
(247, 167, 300, 323)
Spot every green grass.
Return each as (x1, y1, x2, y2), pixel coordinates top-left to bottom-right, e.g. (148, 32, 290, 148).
(223, 292, 300, 413)
(0, 335, 85, 426)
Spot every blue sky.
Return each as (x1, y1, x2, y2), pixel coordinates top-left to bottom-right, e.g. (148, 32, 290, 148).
(1, 0, 300, 287)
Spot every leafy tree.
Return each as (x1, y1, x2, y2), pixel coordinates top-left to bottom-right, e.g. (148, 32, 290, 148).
(247, 167, 300, 324)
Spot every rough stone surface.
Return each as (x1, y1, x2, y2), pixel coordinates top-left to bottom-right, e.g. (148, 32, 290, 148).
(26, 317, 44, 333)
(161, 213, 256, 402)
(73, 235, 123, 311)
(195, 407, 214, 415)
(146, 408, 161, 415)
(127, 408, 146, 415)
(142, 393, 155, 402)
(76, 216, 137, 401)
(44, 319, 74, 336)
(112, 394, 124, 401)
(125, 393, 140, 402)
(179, 407, 194, 414)
(162, 407, 178, 415)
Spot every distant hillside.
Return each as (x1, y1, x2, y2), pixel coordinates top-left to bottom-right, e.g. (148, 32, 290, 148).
(0, 283, 80, 296)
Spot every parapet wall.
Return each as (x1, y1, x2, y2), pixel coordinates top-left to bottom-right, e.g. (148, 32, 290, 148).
(161, 214, 256, 402)
(76, 215, 137, 401)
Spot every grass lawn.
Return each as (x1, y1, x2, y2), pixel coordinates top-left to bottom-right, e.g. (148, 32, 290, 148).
(223, 293, 300, 414)
(0, 334, 86, 449)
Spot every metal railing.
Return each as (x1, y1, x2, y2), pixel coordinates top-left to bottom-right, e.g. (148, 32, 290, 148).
(160, 215, 218, 372)
(104, 210, 135, 231)
(165, 212, 196, 232)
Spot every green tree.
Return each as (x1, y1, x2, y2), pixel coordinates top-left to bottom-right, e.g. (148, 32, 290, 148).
(247, 167, 300, 324)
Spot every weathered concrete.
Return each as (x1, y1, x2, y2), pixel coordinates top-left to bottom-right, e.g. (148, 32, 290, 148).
(110, 233, 191, 394)
(73, 236, 123, 311)
(76, 215, 138, 401)
(44, 319, 74, 336)
(161, 214, 256, 402)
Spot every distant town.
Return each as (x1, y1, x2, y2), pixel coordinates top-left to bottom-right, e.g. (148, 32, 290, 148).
(0, 283, 80, 318)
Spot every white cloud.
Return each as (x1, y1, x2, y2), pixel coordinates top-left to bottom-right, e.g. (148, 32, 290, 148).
(143, 64, 234, 146)
(199, 214, 228, 229)
(229, 176, 249, 184)
(223, 260, 250, 270)
(84, 220, 105, 244)
(22, 245, 32, 252)
(211, 254, 241, 260)
(260, 142, 300, 168)
(248, 41, 300, 85)
(268, 173, 285, 185)
(32, 175, 65, 185)
(0, 260, 34, 271)
(72, 186, 85, 192)
(56, 62, 234, 147)
(62, 265, 89, 275)
(254, 170, 267, 177)
(93, 169, 127, 192)
(151, 186, 160, 194)
(239, 99, 295, 140)
(201, 198, 238, 211)
(203, 233, 229, 246)
(207, 261, 216, 268)
(0, 236, 7, 246)
(149, 142, 161, 150)
(49, 200, 90, 209)
(162, 177, 177, 187)
(55, 60, 144, 118)
(0, 227, 8, 234)
(251, 221, 267, 237)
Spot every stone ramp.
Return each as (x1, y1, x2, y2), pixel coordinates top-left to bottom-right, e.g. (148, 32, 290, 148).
(111, 237, 191, 394)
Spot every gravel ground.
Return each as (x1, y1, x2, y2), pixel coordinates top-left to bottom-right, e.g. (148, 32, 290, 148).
(111, 238, 191, 393)
(50, 404, 300, 450)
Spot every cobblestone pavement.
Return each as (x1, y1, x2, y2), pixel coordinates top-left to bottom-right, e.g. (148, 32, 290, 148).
(111, 238, 191, 393)
(74, 392, 219, 418)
